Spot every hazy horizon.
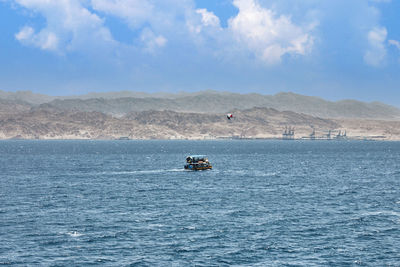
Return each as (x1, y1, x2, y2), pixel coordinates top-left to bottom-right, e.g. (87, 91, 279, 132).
(3, 89, 400, 109)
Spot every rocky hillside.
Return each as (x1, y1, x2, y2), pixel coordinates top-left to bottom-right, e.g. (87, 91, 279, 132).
(0, 106, 341, 139)
(2, 105, 399, 140)
(2, 90, 400, 120)
(0, 99, 32, 115)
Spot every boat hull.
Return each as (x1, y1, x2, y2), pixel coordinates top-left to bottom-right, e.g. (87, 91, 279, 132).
(184, 164, 212, 171)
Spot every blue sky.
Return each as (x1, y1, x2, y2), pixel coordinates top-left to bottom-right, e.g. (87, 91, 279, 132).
(0, 0, 400, 106)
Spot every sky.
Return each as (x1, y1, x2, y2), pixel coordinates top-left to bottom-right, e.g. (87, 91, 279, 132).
(0, 0, 400, 106)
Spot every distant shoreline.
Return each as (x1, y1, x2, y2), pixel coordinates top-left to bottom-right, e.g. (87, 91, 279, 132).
(0, 137, 397, 141)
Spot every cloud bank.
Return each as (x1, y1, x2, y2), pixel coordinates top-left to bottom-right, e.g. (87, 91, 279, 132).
(14, 0, 115, 53)
(11, 0, 315, 64)
(229, 0, 313, 64)
(8, 0, 395, 68)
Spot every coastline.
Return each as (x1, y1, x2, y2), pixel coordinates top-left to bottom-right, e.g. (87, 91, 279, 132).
(0, 136, 397, 141)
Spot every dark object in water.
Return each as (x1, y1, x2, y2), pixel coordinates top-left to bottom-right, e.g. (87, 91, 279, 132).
(184, 155, 212, 171)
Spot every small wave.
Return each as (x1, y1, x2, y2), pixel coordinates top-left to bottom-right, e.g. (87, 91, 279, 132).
(146, 223, 165, 229)
(66, 231, 83, 237)
(166, 168, 186, 173)
(221, 169, 279, 177)
(181, 225, 196, 230)
(253, 170, 279, 177)
(361, 211, 400, 217)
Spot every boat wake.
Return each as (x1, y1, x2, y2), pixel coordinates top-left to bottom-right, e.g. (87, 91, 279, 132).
(98, 169, 185, 175)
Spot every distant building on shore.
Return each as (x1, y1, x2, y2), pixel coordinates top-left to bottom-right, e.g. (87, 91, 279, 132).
(282, 126, 295, 140)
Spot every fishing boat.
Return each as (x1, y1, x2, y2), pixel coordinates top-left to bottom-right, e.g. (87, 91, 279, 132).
(184, 155, 212, 171)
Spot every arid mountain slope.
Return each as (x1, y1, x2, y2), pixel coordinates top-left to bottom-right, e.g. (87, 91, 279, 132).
(0, 99, 32, 115)
(2, 90, 399, 120)
(2, 106, 397, 140)
(0, 107, 341, 139)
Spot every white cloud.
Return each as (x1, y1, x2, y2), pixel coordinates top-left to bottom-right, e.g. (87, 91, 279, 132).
(187, 8, 221, 37)
(389, 39, 400, 50)
(140, 28, 167, 53)
(13, 0, 115, 52)
(92, 0, 194, 51)
(15, 26, 58, 51)
(15, 26, 34, 42)
(364, 27, 387, 67)
(11, 0, 315, 64)
(196, 9, 220, 28)
(91, 0, 154, 29)
(228, 0, 314, 64)
(37, 31, 58, 50)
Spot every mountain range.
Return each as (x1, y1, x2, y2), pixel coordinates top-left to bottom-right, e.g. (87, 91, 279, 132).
(1, 90, 400, 140)
(1, 90, 400, 120)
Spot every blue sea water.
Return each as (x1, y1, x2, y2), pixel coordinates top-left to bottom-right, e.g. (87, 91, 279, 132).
(0, 140, 400, 266)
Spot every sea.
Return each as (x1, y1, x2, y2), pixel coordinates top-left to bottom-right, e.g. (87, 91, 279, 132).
(0, 140, 399, 266)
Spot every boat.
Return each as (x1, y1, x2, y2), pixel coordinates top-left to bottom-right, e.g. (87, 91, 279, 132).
(184, 155, 212, 171)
